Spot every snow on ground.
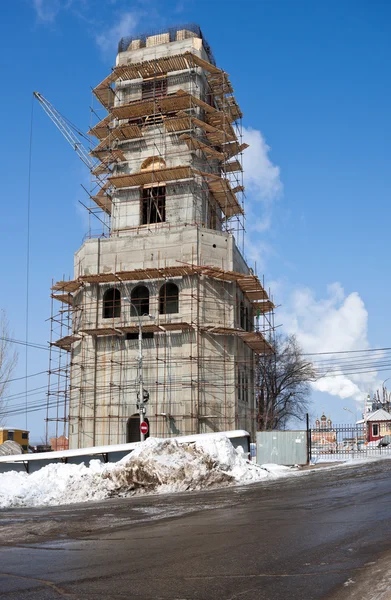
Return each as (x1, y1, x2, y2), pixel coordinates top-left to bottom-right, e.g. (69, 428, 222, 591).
(0, 436, 295, 509)
(313, 448, 391, 463)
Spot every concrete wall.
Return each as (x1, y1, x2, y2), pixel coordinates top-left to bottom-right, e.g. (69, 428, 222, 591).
(69, 256, 255, 449)
(75, 226, 242, 278)
(116, 37, 208, 67)
(68, 33, 256, 449)
(69, 324, 255, 448)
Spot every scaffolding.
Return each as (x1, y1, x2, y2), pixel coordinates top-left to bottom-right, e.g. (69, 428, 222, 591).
(46, 24, 276, 445)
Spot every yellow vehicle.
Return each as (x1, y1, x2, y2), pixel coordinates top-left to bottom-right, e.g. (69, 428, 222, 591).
(0, 428, 29, 453)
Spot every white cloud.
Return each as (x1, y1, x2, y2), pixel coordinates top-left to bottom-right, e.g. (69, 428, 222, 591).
(239, 127, 282, 270)
(95, 11, 139, 57)
(242, 127, 283, 234)
(32, 0, 73, 23)
(279, 282, 377, 403)
(244, 238, 275, 273)
(243, 127, 283, 201)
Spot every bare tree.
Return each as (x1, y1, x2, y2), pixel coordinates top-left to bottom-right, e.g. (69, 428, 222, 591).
(256, 334, 316, 430)
(0, 311, 18, 426)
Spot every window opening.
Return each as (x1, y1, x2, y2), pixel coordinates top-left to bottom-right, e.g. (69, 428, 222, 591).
(372, 423, 379, 437)
(208, 200, 217, 229)
(159, 282, 179, 314)
(126, 332, 154, 340)
(246, 307, 253, 332)
(240, 301, 245, 329)
(244, 368, 248, 403)
(141, 186, 166, 225)
(141, 78, 167, 101)
(131, 285, 150, 316)
(103, 288, 121, 319)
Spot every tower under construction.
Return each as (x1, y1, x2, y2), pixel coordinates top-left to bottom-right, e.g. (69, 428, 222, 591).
(47, 24, 275, 448)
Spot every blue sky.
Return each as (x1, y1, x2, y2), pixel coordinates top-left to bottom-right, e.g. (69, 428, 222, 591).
(1, 0, 390, 440)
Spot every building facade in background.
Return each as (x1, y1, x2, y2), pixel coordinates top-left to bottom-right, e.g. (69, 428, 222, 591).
(0, 428, 29, 453)
(49, 25, 274, 448)
(311, 414, 337, 452)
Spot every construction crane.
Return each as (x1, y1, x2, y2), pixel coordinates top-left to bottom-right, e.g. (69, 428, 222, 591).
(33, 91, 96, 171)
(33, 91, 112, 223)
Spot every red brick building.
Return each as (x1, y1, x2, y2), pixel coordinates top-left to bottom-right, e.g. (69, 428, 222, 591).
(50, 436, 69, 452)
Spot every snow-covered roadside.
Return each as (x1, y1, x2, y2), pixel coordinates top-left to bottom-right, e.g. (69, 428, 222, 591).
(4, 434, 388, 511)
(0, 435, 296, 509)
(313, 449, 391, 464)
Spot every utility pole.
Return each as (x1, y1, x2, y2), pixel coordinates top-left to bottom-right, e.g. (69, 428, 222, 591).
(138, 321, 146, 441)
(123, 298, 152, 442)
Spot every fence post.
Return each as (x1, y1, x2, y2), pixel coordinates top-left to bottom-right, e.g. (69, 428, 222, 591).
(306, 413, 311, 464)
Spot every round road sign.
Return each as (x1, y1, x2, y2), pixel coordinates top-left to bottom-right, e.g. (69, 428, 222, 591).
(140, 421, 149, 435)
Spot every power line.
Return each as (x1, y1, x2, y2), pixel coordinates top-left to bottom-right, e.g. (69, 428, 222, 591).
(0, 336, 51, 351)
(4, 385, 48, 403)
(316, 366, 391, 378)
(7, 370, 48, 384)
(303, 347, 391, 356)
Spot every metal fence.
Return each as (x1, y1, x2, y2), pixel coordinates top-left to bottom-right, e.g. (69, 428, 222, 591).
(256, 430, 308, 466)
(310, 424, 391, 462)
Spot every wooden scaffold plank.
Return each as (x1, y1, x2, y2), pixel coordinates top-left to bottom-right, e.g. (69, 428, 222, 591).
(88, 115, 113, 140)
(52, 335, 81, 351)
(51, 293, 74, 306)
(223, 159, 242, 173)
(109, 165, 192, 189)
(252, 300, 275, 314)
(193, 169, 244, 218)
(51, 280, 81, 293)
(179, 134, 224, 160)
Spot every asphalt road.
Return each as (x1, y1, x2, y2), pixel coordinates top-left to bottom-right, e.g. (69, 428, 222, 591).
(1, 460, 391, 599)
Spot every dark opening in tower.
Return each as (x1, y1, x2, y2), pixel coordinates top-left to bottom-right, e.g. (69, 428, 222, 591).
(141, 185, 166, 224)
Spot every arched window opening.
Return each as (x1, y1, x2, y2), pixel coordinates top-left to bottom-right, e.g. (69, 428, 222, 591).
(103, 288, 121, 319)
(131, 285, 150, 316)
(140, 156, 166, 171)
(126, 415, 150, 442)
(159, 282, 179, 315)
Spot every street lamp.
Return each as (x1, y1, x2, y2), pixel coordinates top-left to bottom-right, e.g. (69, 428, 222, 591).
(343, 407, 356, 422)
(123, 298, 153, 442)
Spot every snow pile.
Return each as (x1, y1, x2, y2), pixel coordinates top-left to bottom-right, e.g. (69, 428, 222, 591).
(0, 460, 110, 508)
(105, 437, 237, 495)
(0, 435, 294, 509)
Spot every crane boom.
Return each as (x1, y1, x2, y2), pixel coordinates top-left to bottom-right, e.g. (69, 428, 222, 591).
(33, 91, 95, 171)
